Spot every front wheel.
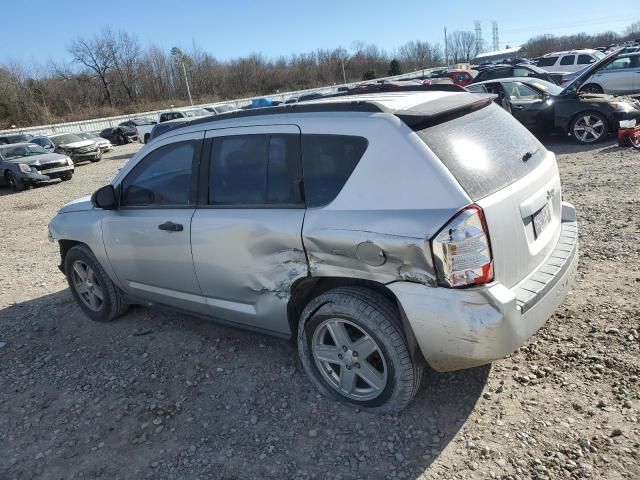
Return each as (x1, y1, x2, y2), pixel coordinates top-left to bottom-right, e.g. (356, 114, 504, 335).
(5, 171, 24, 191)
(61, 172, 73, 181)
(298, 287, 422, 413)
(65, 245, 128, 322)
(630, 134, 640, 150)
(570, 112, 608, 144)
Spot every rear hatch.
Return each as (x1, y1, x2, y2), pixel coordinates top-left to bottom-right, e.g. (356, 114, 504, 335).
(415, 102, 562, 288)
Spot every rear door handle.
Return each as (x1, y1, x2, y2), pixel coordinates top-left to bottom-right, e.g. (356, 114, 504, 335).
(158, 221, 184, 232)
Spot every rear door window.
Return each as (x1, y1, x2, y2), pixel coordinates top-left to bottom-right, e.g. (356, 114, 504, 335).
(560, 55, 575, 66)
(302, 135, 368, 207)
(415, 102, 546, 200)
(209, 134, 302, 206)
(577, 54, 596, 65)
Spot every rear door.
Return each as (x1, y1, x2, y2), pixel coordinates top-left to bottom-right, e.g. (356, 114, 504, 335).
(190, 125, 306, 334)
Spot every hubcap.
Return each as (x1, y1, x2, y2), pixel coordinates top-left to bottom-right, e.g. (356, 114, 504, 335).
(71, 260, 104, 312)
(574, 115, 604, 142)
(311, 319, 387, 401)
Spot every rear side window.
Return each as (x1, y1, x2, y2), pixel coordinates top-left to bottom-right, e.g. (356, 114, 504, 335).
(302, 135, 368, 207)
(415, 103, 546, 200)
(209, 134, 302, 206)
(560, 55, 575, 66)
(536, 56, 558, 67)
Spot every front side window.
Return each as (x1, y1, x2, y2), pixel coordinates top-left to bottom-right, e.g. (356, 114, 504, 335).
(209, 134, 301, 206)
(560, 55, 575, 66)
(302, 135, 368, 208)
(503, 82, 542, 100)
(536, 56, 558, 67)
(605, 57, 632, 70)
(121, 141, 195, 207)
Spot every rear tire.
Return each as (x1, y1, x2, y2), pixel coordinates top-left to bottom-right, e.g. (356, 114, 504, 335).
(298, 287, 422, 413)
(65, 245, 128, 322)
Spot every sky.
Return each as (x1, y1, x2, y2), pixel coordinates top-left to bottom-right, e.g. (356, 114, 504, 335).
(0, 0, 635, 66)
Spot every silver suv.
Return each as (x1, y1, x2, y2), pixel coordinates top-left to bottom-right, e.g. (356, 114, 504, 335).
(48, 88, 578, 412)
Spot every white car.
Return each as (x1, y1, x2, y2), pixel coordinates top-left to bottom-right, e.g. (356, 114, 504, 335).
(579, 53, 640, 94)
(536, 49, 605, 73)
(133, 109, 212, 143)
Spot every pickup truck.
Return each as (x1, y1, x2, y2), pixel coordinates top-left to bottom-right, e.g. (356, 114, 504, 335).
(120, 108, 212, 144)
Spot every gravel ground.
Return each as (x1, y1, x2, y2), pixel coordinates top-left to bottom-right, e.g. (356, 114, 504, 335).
(0, 139, 638, 480)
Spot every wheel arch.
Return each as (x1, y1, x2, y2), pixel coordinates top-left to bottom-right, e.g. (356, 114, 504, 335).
(58, 239, 89, 273)
(288, 276, 427, 367)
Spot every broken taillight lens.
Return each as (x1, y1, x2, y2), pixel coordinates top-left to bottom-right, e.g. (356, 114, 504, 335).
(430, 205, 494, 288)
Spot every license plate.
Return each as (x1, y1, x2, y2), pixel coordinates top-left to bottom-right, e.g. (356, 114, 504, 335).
(533, 203, 552, 239)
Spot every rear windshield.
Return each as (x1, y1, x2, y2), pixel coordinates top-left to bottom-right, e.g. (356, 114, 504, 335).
(415, 102, 546, 200)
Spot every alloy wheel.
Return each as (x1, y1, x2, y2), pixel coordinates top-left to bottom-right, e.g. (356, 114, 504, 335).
(573, 115, 605, 143)
(71, 260, 105, 312)
(311, 319, 388, 401)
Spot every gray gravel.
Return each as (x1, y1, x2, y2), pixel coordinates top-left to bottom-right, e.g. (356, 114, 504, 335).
(1, 139, 639, 479)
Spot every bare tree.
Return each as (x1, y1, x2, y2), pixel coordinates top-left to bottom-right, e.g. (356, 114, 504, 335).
(109, 31, 141, 102)
(447, 31, 479, 63)
(68, 31, 116, 106)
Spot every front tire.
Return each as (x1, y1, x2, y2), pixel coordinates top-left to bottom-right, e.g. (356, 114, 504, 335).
(298, 287, 422, 413)
(570, 112, 608, 144)
(65, 245, 128, 322)
(5, 171, 24, 191)
(580, 83, 603, 94)
(90, 152, 102, 163)
(61, 172, 73, 181)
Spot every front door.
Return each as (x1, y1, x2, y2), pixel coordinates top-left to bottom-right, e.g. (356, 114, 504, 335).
(102, 131, 204, 309)
(503, 81, 549, 130)
(190, 125, 306, 335)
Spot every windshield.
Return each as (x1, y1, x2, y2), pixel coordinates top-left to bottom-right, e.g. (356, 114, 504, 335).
(183, 108, 209, 118)
(1, 144, 47, 160)
(525, 80, 563, 95)
(51, 133, 83, 145)
(76, 132, 97, 140)
(215, 104, 235, 113)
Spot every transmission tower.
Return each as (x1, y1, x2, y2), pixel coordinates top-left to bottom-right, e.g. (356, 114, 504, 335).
(475, 21, 483, 53)
(492, 21, 499, 51)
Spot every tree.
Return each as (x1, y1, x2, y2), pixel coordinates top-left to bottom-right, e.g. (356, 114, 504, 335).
(362, 70, 376, 80)
(447, 31, 479, 63)
(68, 31, 116, 106)
(109, 31, 141, 102)
(388, 59, 402, 76)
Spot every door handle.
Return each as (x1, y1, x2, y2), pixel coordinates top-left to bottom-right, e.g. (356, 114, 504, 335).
(158, 221, 184, 232)
(513, 105, 525, 109)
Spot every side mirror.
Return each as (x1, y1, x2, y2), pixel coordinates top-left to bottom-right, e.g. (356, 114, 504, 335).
(91, 185, 118, 210)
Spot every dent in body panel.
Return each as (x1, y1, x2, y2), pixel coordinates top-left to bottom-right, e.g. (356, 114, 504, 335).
(301, 210, 458, 286)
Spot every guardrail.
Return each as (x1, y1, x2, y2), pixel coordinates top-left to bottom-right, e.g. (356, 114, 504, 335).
(0, 67, 442, 137)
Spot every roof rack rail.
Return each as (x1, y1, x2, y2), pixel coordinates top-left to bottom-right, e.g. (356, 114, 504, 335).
(158, 84, 467, 138)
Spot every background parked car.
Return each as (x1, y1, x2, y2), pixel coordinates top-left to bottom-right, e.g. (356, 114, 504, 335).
(76, 132, 113, 153)
(577, 52, 640, 94)
(467, 75, 640, 144)
(119, 118, 157, 144)
(534, 49, 605, 72)
(203, 104, 236, 114)
(441, 70, 476, 87)
(0, 143, 74, 191)
(99, 126, 138, 145)
(0, 133, 33, 145)
(32, 133, 102, 163)
(471, 64, 559, 85)
(158, 108, 211, 122)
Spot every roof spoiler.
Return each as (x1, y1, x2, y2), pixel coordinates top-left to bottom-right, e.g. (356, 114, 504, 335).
(395, 93, 497, 130)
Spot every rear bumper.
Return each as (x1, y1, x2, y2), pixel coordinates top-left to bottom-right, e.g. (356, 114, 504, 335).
(389, 201, 578, 372)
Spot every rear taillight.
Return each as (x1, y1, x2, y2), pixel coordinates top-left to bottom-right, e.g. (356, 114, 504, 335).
(430, 205, 494, 288)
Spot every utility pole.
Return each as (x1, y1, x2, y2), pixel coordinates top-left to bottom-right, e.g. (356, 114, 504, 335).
(444, 27, 448, 67)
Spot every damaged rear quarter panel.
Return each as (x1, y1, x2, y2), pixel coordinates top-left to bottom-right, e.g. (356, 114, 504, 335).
(299, 114, 471, 286)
